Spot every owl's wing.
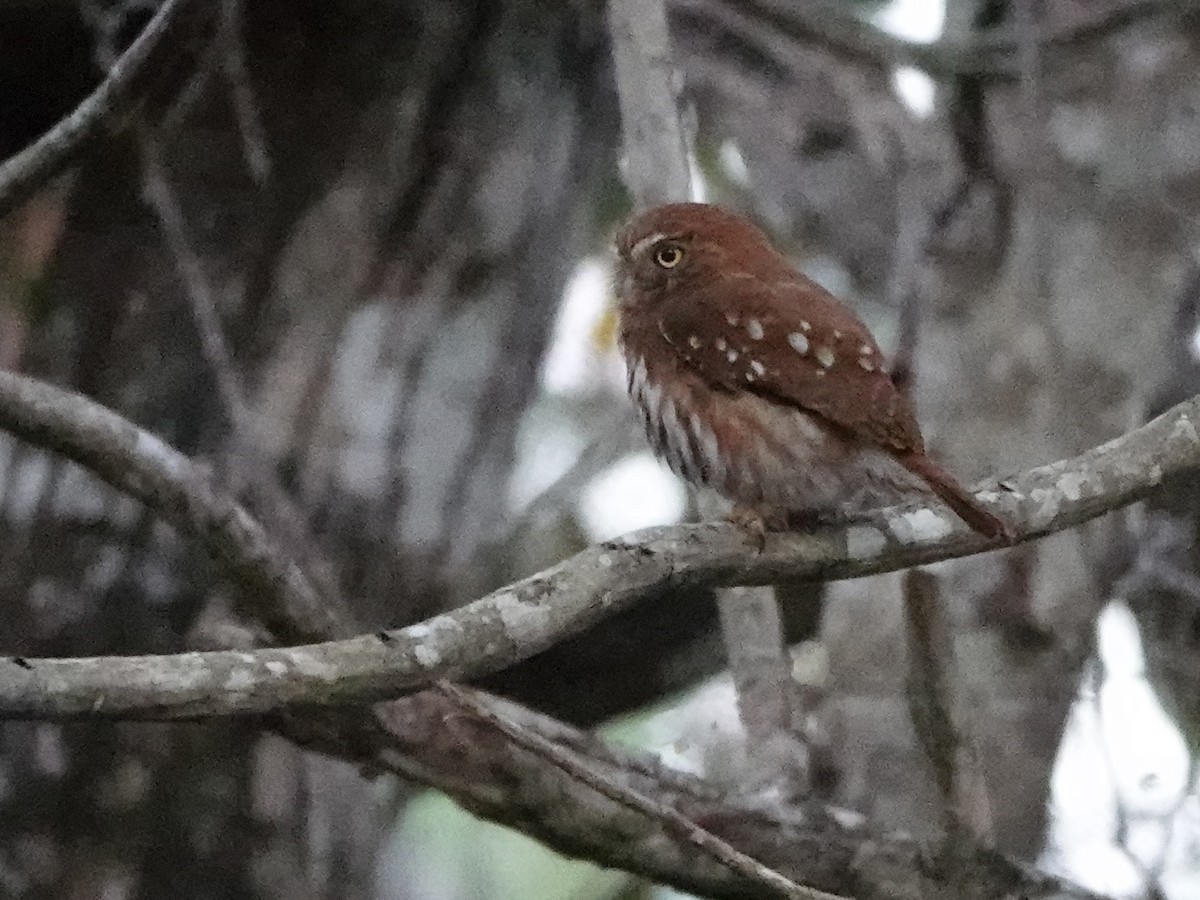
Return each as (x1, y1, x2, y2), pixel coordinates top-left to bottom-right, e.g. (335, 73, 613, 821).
(656, 276, 924, 453)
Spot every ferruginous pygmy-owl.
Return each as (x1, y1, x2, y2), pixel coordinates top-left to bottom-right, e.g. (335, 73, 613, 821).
(614, 202, 1009, 540)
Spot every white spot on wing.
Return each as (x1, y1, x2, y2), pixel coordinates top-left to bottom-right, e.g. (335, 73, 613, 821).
(800, 320, 812, 332)
(715, 337, 728, 352)
(788, 332, 810, 355)
(727, 349, 739, 362)
(750, 360, 766, 376)
(725, 311, 740, 326)
(815, 346, 835, 368)
(833, 329, 843, 339)
(688, 335, 702, 349)
(859, 344, 872, 356)
(858, 357, 875, 372)
(746, 318, 764, 340)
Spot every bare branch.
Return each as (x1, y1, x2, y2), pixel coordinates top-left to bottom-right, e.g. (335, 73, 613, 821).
(0, 0, 199, 219)
(436, 682, 845, 900)
(218, 0, 271, 184)
(0, 371, 1197, 718)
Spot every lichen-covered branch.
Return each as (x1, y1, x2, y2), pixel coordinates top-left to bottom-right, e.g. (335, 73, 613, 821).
(0, 370, 1196, 719)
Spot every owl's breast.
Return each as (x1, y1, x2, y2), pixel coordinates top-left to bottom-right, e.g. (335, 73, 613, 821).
(622, 344, 922, 517)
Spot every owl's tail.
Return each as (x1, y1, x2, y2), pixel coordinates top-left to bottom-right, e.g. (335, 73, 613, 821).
(898, 452, 1013, 542)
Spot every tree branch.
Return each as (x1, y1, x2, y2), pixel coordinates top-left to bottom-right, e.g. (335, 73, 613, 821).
(692, 0, 1200, 81)
(608, 0, 694, 206)
(0, 371, 343, 646)
(436, 682, 846, 900)
(0, 0, 199, 219)
(0, 370, 1196, 718)
(275, 692, 1105, 900)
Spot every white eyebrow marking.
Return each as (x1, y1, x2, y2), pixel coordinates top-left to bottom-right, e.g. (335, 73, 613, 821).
(630, 232, 668, 258)
(746, 319, 764, 340)
(815, 346, 835, 368)
(788, 332, 809, 355)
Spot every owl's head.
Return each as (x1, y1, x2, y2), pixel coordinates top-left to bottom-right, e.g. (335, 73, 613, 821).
(613, 203, 783, 305)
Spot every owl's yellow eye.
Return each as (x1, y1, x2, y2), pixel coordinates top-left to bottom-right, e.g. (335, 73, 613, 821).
(653, 244, 684, 268)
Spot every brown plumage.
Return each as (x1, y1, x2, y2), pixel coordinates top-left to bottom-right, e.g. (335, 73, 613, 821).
(614, 202, 1009, 540)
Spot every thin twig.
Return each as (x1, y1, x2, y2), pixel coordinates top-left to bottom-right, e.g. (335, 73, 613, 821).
(138, 133, 252, 432)
(888, 162, 928, 399)
(0, 0, 198, 219)
(1013, 0, 1066, 360)
(219, 0, 271, 184)
(436, 682, 846, 900)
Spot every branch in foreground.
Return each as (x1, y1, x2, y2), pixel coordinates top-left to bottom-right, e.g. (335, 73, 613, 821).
(436, 682, 844, 900)
(0, 370, 1197, 718)
(0, 0, 201, 220)
(277, 691, 1106, 900)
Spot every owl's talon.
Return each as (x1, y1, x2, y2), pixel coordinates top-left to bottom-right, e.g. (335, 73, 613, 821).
(729, 505, 784, 552)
